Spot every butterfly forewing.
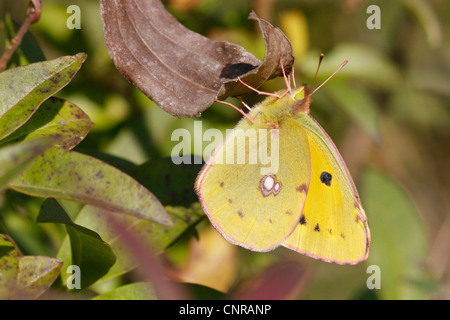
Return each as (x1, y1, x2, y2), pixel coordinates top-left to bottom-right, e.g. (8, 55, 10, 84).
(196, 117, 311, 251)
(283, 114, 370, 264)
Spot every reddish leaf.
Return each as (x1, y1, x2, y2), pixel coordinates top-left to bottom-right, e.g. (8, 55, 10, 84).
(232, 260, 310, 300)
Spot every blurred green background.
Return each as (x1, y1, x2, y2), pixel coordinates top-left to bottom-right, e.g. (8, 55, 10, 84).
(1, 0, 449, 299)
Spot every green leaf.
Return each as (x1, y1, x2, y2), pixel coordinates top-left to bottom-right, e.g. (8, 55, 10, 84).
(0, 136, 58, 191)
(57, 204, 204, 285)
(55, 156, 204, 284)
(0, 233, 62, 299)
(325, 82, 380, 141)
(16, 255, 63, 299)
(9, 148, 172, 226)
(77, 149, 136, 173)
(0, 53, 87, 140)
(93, 282, 157, 300)
(0, 234, 17, 258)
(37, 198, 116, 289)
(183, 283, 227, 300)
(37, 198, 77, 225)
(0, 256, 19, 299)
(388, 88, 450, 133)
(400, 0, 442, 48)
(361, 169, 434, 299)
(0, 97, 94, 150)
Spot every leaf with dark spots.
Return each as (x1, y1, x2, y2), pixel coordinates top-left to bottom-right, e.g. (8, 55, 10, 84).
(16, 256, 62, 299)
(0, 97, 93, 150)
(0, 53, 87, 141)
(0, 234, 19, 259)
(53, 157, 204, 283)
(0, 136, 58, 192)
(0, 256, 18, 299)
(0, 233, 62, 299)
(100, 0, 293, 117)
(37, 198, 116, 289)
(9, 148, 173, 227)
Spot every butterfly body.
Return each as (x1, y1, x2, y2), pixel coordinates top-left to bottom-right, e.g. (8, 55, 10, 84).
(196, 85, 370, 264)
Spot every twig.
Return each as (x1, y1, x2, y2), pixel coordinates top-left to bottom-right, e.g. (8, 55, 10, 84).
(0, 1, 41, 72)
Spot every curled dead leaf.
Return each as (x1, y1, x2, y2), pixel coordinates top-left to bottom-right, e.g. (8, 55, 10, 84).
(100, 0, 293, 117)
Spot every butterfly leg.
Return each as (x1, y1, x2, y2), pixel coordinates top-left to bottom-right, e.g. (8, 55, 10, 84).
(214, 98, 255, 123)
(234, 53, 298, 100)
(237, 77, 282, 99)
(291, 64, 297, 88)
(236, 97, 259, 122)
(280, 55, 292, 95)
(235, 97, 251, 112)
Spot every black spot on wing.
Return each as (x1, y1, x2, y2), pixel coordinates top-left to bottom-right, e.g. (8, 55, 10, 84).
(320, 172, 332, 186)
(299, 215, 306, 225)
(314, 223, 320, 232)
(237, 210, 243, 218)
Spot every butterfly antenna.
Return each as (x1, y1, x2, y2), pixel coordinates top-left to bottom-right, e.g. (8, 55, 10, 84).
(309, 53, 324, 94)
(310, 58, 348, 96)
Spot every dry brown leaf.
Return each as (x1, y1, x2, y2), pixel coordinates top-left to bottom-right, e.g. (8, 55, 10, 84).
(100, 0, 293, 117)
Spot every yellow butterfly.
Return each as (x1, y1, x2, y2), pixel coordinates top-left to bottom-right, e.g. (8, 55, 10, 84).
(195, 56, 370, 265)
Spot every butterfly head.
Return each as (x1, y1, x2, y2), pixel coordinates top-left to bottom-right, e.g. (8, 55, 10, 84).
(290, 85, 311, 114)
(287, 54, 347, 115)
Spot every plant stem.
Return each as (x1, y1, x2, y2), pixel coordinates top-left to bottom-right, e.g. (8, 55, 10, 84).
(0, 2, 41, 72)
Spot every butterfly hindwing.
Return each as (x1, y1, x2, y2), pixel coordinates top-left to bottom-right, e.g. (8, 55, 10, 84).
(196, 117, 311, 251)
(282, 114, 370, 264)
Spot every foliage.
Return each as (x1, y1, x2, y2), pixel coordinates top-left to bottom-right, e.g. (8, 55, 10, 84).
(0, 0, 448, 300)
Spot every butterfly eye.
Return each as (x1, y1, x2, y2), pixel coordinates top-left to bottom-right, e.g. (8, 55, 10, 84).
(320, 171, 332, 186)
